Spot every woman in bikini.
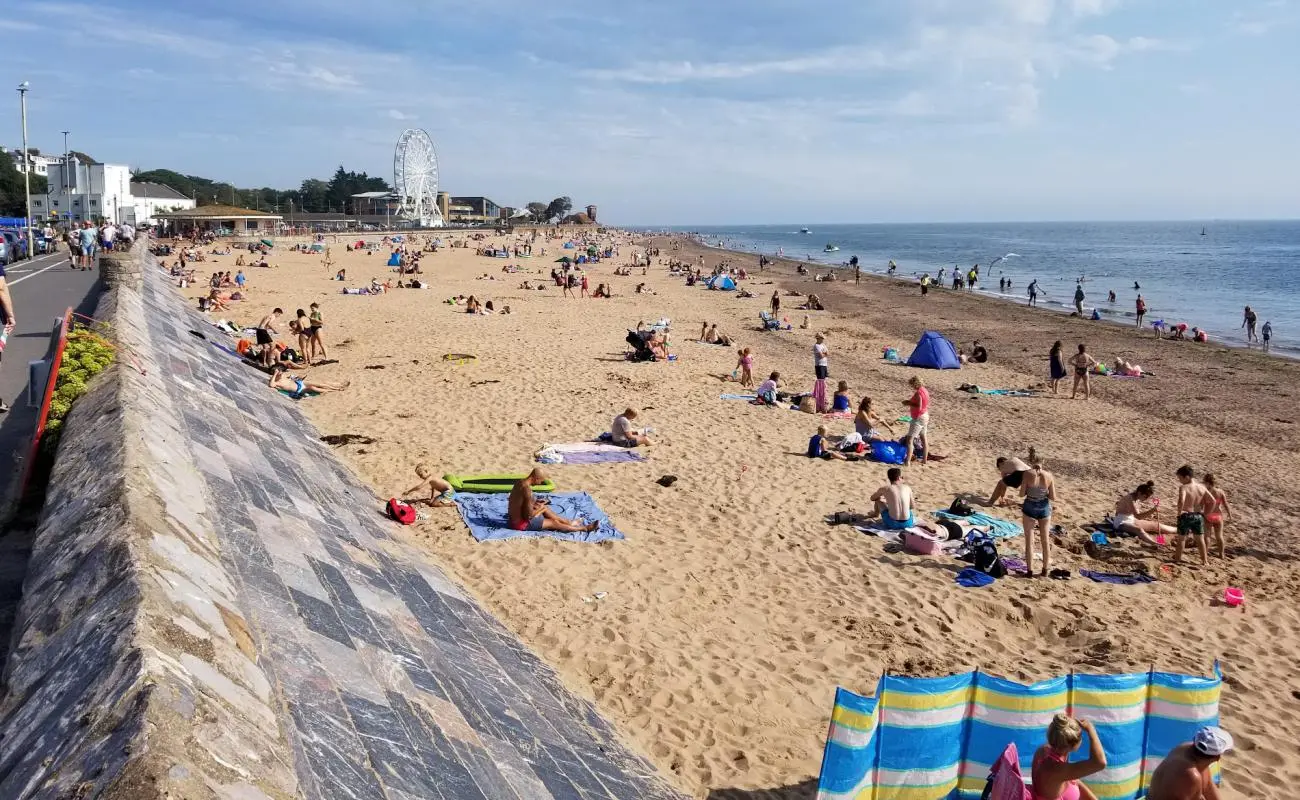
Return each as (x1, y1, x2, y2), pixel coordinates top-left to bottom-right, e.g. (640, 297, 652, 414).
(1112, 481, 1175, 547)
(1030, 714, 1107, 800)
(1203, 473, 1231, 559)
(268, 368, 350, 398)
(1068, 343, 1097, 400)
(1020, 457, 1056, 577)
(308, 302, 327, 363)
(853, 397, 895, 442)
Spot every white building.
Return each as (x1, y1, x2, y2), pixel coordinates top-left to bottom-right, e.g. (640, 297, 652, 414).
(1, 146, 63, 176)
(125, 181, 197, 225)
(35, 160, 134, 224)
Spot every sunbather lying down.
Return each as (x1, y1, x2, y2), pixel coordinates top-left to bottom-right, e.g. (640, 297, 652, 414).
(269, 368, 350, 398)
(508, 469, 598, 533)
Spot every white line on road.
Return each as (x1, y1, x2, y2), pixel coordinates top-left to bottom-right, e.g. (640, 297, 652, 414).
(7, 257, 69, 286)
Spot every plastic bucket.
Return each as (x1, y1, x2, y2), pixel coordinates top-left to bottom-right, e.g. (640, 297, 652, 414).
(1223, 587, 1244, 607)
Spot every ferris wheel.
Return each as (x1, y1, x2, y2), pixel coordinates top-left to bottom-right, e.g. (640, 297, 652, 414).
(393, 128, 443, 227)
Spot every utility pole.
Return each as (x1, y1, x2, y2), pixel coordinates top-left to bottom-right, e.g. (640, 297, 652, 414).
(61, 130, 69, 220)
(17, 82, 33, 258)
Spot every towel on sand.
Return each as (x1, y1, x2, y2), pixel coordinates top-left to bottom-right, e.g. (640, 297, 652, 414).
(936, 511, 1021, 540)
(1080, 569, 1154, 585)
(454, 492, 624, 543)
(721, 393, 757, 400)
(538, 442, 647, 464)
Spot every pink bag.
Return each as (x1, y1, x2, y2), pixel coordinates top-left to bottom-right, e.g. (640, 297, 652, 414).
(903, 527, 944, 556)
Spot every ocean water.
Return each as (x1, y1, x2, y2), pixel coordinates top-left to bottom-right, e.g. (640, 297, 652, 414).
(656, 221, 1300, 355)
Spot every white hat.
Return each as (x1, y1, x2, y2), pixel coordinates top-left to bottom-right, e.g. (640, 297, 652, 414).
(1193, 726, 1233, 757)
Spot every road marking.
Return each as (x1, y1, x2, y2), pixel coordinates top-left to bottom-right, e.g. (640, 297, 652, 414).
(7, 258, 69, 286)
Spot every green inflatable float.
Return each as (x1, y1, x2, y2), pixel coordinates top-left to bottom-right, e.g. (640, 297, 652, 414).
(443, 473, 554, 494)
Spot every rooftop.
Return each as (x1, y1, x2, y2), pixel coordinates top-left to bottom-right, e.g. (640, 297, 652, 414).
(154, 204, 281, 219)
(130, 181, 191, 200)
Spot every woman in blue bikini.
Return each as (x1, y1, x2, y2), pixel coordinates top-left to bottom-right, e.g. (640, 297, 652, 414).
(269, 368, 350, 398)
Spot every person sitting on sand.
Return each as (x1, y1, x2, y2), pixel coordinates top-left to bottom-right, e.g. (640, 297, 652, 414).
(647, 329, 671, 360)
(807, 425, 849, 460)
(1030, 714, 1108, 800)
(268, 368, 349, 398)
(832, 380, 852, 412)
(207, 288, 231, 312)
(611, 408, 654, 447)
(1173, 464, 1215, 566)
(1113, 481, 1175, 546)
(756, 371, 781, 405)
(1147, 726, 1231, 800)
(235, 254, 246, 266)
(869, 467, 914, 529)
(335, 268, 346, 281)
(969, 340, 989, 363)
(403, 464, 457, 507)
(508, 469, 599, 533)
(465, 295, 482, 314)
(853, 397, 895, 441)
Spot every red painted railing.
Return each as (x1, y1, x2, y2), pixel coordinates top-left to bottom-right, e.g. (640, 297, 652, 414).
(18, 307, 73, 500)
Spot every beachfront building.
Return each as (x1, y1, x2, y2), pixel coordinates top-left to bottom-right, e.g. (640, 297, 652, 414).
(448, 196, 502, 224)
(153, 205, 283, 236)
(125, 182, 197, 226)
(36, 159, 132, 224)
(350, 191, 400, 217)
(1, 147, 63, 177)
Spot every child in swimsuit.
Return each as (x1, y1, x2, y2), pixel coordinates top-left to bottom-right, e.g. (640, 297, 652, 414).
(1203, 473, 1230, 559)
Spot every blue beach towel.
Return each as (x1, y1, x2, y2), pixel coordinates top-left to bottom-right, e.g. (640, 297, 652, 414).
(956, 568, 996, 588)
(558, 450, 645, 465)
(454, 492, 624, 543)
(720, 393, 757, 400)
(936, 510, 1021, 539)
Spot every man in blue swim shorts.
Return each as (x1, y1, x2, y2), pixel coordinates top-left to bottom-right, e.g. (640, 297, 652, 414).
(870, 467, 915, 530)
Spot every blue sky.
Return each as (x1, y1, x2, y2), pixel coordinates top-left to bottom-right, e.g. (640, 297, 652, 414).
(2, 0, 1297, 224)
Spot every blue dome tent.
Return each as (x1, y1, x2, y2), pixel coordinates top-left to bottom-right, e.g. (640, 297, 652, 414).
(906, 331, 961, 369)
(707, 275, 737, 291)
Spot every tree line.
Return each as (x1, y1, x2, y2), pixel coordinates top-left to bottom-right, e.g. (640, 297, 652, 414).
(131, 165, 390, 215)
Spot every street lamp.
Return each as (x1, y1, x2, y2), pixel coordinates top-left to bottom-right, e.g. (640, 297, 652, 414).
(61, 130, 69, 210)
(17, 82, 33, 259)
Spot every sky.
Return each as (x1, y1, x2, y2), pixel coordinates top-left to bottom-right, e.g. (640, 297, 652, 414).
(2, 0, 1297, 225)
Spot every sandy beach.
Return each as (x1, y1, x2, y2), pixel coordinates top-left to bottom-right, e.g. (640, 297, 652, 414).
(174, 229, 1299, 799)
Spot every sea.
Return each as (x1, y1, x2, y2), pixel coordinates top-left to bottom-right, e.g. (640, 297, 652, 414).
(648, 221, 1300, 356)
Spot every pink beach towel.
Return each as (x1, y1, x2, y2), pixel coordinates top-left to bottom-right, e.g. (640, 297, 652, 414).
(988, 743, 1032, 800)
(812, 378, 828, 413)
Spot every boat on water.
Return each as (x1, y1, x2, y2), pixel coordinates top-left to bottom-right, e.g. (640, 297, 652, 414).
(799, 227, 811, 234)
(823, 244, 839, 252)
(1201, 227, 1207, 236)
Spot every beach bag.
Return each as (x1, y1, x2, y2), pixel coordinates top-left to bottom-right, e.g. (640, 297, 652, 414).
(903, 528, 944, 556)
(971, 537, 1006, 578)
(386, 498, 416, 525)
(981, 743, 1031, 800)
(948, 498, 975, 516)
(870, 440, 907, 465)
(797, 396, 816, 414)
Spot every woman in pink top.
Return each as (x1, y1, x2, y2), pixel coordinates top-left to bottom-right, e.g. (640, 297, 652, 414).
(1031, 714, 1107, 800)
(735, 347, 754, 388)
(902, 375, 930, 466)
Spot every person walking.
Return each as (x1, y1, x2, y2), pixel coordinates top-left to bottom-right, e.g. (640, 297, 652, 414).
(770, 290, 781, 318)
(1135, 294, 1147, 328)
(1261, 320, 1272, 352)
(1073, 282, 1086, 316)
(902, 375, 930, 466)
(1027, 279, 1040, 306)
(1241, 305, 1258, 343)
(77, 221, 97, 270)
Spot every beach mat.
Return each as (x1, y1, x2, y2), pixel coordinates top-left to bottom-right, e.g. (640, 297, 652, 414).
(543, 442, 647, 464)
(454, 492, 624, 543)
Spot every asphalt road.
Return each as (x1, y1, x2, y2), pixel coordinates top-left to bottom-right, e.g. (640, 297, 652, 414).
(0, 247, 104, 504)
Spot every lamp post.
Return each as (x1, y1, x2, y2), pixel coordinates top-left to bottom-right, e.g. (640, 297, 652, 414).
(61, 130, 69, 208)
(17, 82, 33, 259)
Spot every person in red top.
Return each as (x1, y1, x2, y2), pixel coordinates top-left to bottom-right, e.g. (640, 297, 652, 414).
(903, 375, 930, 466)
(1135, 294, 1146, 328)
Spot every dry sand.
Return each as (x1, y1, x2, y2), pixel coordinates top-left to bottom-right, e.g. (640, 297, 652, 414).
(174, 230, 1300, 799)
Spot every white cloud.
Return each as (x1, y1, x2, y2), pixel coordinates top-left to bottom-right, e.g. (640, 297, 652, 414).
(388, 109, 416, 120)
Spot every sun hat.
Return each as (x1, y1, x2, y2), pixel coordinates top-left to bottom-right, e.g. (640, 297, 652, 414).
(1192, 726, 1233, 757)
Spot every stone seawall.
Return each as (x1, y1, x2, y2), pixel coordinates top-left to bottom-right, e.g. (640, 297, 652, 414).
(0, 243, 683, 799)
